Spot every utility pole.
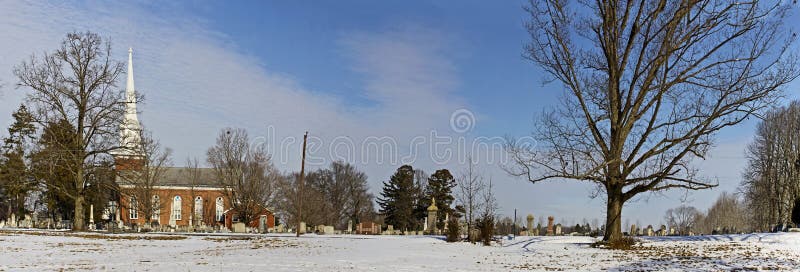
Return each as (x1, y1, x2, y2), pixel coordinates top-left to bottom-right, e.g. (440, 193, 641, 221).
(296, 131, 308, 237)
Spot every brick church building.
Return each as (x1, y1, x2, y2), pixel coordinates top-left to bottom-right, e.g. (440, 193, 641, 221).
(111, 49, 274, 231)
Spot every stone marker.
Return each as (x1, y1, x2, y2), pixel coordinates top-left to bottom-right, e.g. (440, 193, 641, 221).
(387, 225, 394, 235)
(323, 226, 335, 235)
(646, 225, 654, 236)
(299, 222, 307, 234)
(669, 227, 676, 236)
(526, 214, 534, 236)
(347, 220, 353, 234)
(555, 224, 562, 236)
(546, 216, 555, 236)
(426, 197, 438, 234)
(630, 224, 637, 236)
(232, 222, 246, 233)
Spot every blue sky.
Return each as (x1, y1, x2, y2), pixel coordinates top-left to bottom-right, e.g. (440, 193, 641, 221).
(0, 1, 798, 227)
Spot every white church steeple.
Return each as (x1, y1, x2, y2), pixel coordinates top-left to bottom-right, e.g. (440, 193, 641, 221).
(117, 47, 142, 157)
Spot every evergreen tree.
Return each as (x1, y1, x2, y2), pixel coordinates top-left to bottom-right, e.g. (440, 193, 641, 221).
(417, 169, 456, 230)
(378, 165, 416, 231)
(0, 104, 37, 219)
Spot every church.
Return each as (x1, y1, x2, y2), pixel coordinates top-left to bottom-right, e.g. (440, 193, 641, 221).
(110, 49, 275, 231)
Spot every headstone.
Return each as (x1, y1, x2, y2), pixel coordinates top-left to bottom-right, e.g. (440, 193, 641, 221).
(10, 214, 16, 227)
(532, 226, 539, 236)
(646, 225, 654, 236)
(526, 214, 534, 236)
(423, 217, 428, 231)
(232, 222, 246, 233)
(299, 222, 307, 234)
(546, 216, 555, 235)
(89, 205, 95, 230)
(669, 227, 676, 236)
(555, 224, 562, 236)
(630, 224, 637, 236)
(323, 226, 335, 235)
(426, 197, 438, 234)
(0, 220, 4, 228)
(276, 224, 285, 233)
(387, 225, 394, 234)
(347, 220, 353, 234)
(659, 225, 667, 236)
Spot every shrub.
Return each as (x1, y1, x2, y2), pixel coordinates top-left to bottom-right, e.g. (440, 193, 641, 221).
(476, 215, 495, 246)
(446, 215, 461, 242)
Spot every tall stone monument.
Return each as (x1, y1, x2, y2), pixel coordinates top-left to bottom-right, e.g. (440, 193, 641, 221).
(546, 216, 555, 236)
(526, 214, 534, 236)
(426, 197, 438, 234)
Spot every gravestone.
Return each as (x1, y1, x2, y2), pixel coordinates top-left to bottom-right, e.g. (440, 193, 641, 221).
(659, 225, 667, 236)
(9, 214, 16, 227)
(347, 220, 353, 234)
(89, 205, 95, 230)
(276, 224, 285, 233)
(526, 214, 534, 236)
(299, 222, 307, 234)
(387, 225, 394, 234)
(232, 222, 246, 233)
(546, 216, 555, 236)
(426, 197, 438, 234)
(555, 224, 562, 236)
(0, 220, 4, 228)
(630, 224, 637, 236)
(323, 226, 335, 235)
(423, 217, 428, 231)
(646, 225, 654, 236)
(669, 227, 676, 236)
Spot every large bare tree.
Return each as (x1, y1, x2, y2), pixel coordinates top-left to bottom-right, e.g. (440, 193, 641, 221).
(117, 129, 172, 228)
(14, 32, 126, 230)
(509, 0, 798, 241)
(207, 128, 279, 226)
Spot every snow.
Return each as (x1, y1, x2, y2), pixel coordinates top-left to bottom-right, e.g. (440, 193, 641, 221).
(1, 229, 800, 271)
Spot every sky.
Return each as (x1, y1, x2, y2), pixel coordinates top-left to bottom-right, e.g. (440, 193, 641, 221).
(0, 0, 798, 227)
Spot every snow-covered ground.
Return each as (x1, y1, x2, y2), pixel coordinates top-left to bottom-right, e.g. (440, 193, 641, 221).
(1, 229, 799, 271)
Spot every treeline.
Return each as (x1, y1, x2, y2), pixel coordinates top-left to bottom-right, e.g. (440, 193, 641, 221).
(663, 192, 749, 235)
(741, 101, 800, 229)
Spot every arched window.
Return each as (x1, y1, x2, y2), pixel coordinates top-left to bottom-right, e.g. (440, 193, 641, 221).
(194, 196, 203, 223)
(215, 197, 224, 222)
(129, 197, 138, 219)
(152, 195, 160, 222)
(172, 195, 182, 221)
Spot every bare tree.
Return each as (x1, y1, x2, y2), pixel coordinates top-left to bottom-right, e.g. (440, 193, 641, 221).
(664, 205, 701, 235)
(456, 156, 485, 241)
(207, 128, 279, 226)
(741, 101, 800, 230)
(509, 0, 798, 241)
(14, 32, 126, 230)
(182, 157, 202, 226)
(118, 129, 172, 228)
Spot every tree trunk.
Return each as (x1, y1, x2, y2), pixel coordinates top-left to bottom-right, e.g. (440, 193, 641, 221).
(603, 186, 624, 241)
(74, 195, 85, 231)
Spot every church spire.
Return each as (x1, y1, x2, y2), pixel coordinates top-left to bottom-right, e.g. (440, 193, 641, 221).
(117, 47, 141, 157)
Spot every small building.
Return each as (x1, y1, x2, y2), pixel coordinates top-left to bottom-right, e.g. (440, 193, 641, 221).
(356, 221, 380, 235)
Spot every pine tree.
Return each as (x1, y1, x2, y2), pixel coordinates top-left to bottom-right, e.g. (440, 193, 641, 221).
(378, 165, 416, 232)
(1, 104, 37, 219)
(418, 169, 456, 230)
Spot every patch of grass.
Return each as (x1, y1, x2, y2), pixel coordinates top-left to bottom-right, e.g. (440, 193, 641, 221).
(591, 237, 640, 250)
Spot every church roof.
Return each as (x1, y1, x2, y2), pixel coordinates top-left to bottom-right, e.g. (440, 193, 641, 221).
(117, 167, 223, 188)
